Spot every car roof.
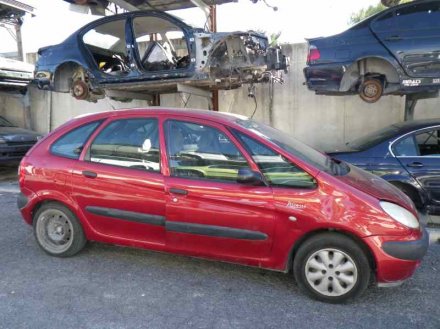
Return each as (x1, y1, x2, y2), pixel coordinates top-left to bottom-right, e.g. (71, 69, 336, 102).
(74, 107, 248, 125)
(392, 118, 440, 134)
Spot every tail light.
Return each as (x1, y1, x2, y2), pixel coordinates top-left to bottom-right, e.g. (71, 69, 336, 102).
(307, 45, 321, 63)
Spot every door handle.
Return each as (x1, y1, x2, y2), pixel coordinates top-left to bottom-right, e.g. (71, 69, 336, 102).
(82, 170, 98, 178)
(169, 188, 188, 195)
(385, 35, 402, 41)
(407, 162, 424, 168)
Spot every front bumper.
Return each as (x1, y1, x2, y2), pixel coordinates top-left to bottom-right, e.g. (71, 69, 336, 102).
(382, 227, 429, 261)
(0, 144, 34, 161)
(363, 228, 429, 284)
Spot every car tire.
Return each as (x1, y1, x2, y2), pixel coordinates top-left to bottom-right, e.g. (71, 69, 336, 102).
(293, 233, 370, 303)
(359, 78, 383, 103)
(33, 202, 87, 257)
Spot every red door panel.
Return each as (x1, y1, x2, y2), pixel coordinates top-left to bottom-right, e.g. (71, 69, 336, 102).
(71, 162, 166, 246)
(165, 177, 275, 261)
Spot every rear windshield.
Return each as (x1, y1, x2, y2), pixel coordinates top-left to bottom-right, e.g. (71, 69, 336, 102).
(235, 119, 349, 176)
(348, 125, 400, 150)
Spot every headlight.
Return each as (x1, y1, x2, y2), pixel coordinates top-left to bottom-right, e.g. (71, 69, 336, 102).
(380, 201, 419, 229)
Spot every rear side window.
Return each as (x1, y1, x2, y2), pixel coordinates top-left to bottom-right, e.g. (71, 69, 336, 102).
(234, 131, 317, 189)
(51, 121, 101, 159)
(393, 136, 418, 157)
(88, 118, 160, 172)
(395, 2, 440, 29)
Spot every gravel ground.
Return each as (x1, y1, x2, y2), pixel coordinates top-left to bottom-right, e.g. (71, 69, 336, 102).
(0, 192, 439, 329)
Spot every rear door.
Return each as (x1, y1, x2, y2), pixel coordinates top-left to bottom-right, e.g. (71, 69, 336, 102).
(163, 118, 275, 262)
(71, 115, 166, 246)
(371, 1, 440, 78)
(392, 126, 440, 208)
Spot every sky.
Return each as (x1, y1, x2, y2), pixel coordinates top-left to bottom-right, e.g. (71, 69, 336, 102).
(0, 0, 379, 55)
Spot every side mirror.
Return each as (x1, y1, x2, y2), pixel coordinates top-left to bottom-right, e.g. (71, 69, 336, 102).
(237, 168, 264, 186)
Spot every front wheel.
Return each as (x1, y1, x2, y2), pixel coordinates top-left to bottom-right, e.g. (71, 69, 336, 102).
(293, 233, 371, 303)
(33, 202, 87, 257)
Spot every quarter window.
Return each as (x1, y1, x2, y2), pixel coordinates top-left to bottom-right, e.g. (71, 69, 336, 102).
(235, 131, 317, 189)
(88, 118, 160, 172)
(51, 121, 101, 159)
(393, 136, 418, 157)
(165, 120, 250, 182)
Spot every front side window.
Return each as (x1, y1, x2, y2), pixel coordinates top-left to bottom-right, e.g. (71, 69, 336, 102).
(88, 118, 160, 172)
(165, 120, 249, 182)
(235, 131, 316, 189)
(51, 121, 102, 159)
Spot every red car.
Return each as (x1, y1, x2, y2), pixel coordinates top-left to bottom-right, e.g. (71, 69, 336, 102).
(17, 108, 428, 303)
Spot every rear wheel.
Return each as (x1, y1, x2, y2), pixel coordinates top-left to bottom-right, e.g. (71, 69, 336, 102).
(33, 203, 86, 257)
(293, 233, 370, 303)
(359, 78, 383, 103)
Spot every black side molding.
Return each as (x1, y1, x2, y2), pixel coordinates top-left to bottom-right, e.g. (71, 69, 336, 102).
(17, 192, 29, 209)
(382, 227, 429, 261)
(86, 206, 165, 226)
(166, 221, 268, 241)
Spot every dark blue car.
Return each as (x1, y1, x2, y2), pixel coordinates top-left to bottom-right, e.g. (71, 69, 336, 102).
(328, 119, 440, 216)
(304, 0, 440, 103)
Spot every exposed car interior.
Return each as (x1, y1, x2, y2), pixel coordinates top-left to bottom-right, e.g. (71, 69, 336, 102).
(83, 18, 130, 76)
(133, 15, 190, 72)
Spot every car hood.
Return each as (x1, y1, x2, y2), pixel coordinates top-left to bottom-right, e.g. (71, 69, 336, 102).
(338, 164, 416, 213)
(0, 127, 41, 142)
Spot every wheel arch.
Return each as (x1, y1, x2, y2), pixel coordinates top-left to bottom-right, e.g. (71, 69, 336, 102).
(52, 61, 85, 92)
(340, 56, 400, 92)
(286, 229, 376, 278)
(388, 180, 425, 209)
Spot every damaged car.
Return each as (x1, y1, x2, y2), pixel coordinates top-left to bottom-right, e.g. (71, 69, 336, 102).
(304, 0, 440, 103)
(34, 10, 288, 102)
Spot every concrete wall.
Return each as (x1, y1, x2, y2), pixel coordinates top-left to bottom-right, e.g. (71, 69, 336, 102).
(163, 43, 440, 150)
(27, 86, 151, 134)
(0, 91, 30, 129)
(15, 42, 440, 150)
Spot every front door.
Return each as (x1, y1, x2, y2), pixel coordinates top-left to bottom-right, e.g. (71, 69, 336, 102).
(372, 1, 440, 78)
(163, 118, 275, 262)
(392, 126, 440, 212)
(71, 116, 166, 246)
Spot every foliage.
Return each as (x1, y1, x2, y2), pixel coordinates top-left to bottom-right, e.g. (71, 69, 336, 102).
(349, 0, 411, 25)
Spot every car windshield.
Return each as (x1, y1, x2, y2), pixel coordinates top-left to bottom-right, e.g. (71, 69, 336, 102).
(236, 119, 349, 176)
(0, 116, 14, 127)
(348, 125, 400, 150)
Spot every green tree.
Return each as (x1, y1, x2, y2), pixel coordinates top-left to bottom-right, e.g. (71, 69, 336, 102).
(349, 0, 411, 25)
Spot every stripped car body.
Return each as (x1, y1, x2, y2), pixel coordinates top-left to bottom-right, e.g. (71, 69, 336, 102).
(34, 10, 288, 102)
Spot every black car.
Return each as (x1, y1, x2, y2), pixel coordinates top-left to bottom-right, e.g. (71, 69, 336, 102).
(34, 10, 288, 102)
(0, 116, 41, 162)
(328, 119, 440, 216)
(304, 0, 440, 103)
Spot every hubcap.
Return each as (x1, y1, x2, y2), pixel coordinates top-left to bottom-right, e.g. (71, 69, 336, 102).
(305, 248, 358, 297)
(36, 209, 74, 254)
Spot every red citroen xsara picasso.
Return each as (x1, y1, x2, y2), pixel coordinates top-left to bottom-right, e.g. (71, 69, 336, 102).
(17, 108, 428, 303)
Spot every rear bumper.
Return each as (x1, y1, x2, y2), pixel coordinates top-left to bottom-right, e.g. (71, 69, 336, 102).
(303, 63, 347, 92)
